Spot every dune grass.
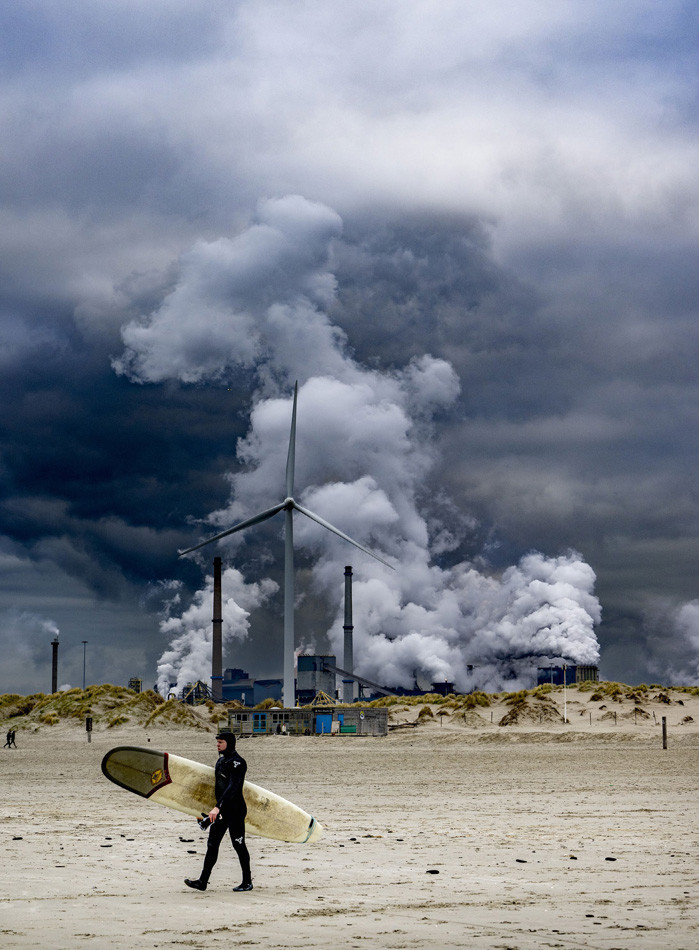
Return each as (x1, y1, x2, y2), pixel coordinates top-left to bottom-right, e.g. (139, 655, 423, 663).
(1, 680, 696, 733)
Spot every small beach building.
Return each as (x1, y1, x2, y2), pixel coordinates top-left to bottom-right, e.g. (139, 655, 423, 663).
(227, 705, 388, 737)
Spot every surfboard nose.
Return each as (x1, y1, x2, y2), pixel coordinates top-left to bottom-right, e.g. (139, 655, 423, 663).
(304, 816, 323, 844)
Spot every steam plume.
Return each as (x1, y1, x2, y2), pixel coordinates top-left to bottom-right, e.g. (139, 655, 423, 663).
(155, 567, 276, 697)
(117, 196, 601, 692)
(638, 599, 699, 687)
(7, 610, 60, 641)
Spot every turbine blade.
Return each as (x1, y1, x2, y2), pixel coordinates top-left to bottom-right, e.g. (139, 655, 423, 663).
(178, 501, 286, 556)
(285, 381, 298, 498)
(293, 502, 395, 570)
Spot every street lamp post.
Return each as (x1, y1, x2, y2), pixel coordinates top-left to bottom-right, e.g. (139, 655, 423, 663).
(82, 641, 88, 691)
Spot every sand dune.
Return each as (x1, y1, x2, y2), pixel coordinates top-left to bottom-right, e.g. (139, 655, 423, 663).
(3, 681, 697, 739)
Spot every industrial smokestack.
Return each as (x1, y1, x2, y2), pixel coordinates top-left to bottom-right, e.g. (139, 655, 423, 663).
(212, 556, 223, 702)
(51, 636, 59, 693)
(343, 565, 354, 703)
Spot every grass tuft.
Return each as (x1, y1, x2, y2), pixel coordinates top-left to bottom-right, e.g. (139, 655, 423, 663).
(462, 691, 491, 709)
(108, 715, 130, 728)
(503, 690, 530, 705)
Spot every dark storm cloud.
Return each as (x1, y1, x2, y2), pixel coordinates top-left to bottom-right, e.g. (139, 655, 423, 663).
(0, 1, 696, 691)
(0, 315, 255, 689)
(0, 329, 247, 548)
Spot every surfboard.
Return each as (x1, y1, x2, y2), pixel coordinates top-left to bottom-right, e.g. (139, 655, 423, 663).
(101, 746, 322, 844)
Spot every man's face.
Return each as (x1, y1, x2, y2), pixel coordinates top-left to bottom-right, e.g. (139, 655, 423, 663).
(217, 738, 227, 753)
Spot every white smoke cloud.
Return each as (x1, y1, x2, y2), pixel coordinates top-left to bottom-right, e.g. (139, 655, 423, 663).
(36, 614, 60, 640)
(119, 195, 602, 692)
(323, 551, 600, 692)
(2, 609, 60, 643)
(641, 599, 699, 687)
(0, 610, 60, 683)
(112, 195, 343, 384)
(676, 602, 699, 657)
(155, 567, 277, 696)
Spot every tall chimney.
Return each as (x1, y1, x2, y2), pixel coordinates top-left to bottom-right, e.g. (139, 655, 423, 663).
(51, 637, 59, 693)
(211, 556, 223, 702)
(342, 565, 354, 703)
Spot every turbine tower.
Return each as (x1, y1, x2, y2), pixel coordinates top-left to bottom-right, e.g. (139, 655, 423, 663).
(179, 382, 393, 707)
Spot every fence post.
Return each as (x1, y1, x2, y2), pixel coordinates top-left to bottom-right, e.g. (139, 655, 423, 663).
(662, 716, 667, 750)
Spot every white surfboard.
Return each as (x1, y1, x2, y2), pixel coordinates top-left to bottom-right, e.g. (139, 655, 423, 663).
(101, 746, 322, 844)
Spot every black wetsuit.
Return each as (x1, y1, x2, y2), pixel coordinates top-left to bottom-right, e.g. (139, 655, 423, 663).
(200, 747, 250, 886)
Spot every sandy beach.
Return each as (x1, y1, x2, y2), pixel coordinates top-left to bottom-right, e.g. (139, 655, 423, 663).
(1, 687, 698, 949)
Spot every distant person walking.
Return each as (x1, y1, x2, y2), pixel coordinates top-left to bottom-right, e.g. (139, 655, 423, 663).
(3, 730, 11, 748)
(185, 731, 252, 893)
(9, 730, 17, 748)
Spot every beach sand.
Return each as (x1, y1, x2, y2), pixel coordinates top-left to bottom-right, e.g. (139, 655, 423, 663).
(1, 689, 698, 949)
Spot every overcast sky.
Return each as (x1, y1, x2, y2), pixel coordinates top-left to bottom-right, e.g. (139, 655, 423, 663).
(1, 1, 697, 695)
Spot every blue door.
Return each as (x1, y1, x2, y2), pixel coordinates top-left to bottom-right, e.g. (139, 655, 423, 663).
(315, 713, 332, 734)
(253, 712, 267, 733)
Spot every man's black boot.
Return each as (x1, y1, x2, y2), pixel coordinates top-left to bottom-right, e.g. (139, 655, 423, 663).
(233, 882, 253, 892)
(184, 878, 207, 891)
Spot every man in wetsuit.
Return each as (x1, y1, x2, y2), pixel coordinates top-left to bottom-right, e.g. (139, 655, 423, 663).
(185, 731, 252, 892)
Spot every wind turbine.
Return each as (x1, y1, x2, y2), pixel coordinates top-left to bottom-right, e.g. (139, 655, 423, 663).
(179, 382, 393, 706)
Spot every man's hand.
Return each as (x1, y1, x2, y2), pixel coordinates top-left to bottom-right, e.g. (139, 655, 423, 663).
(208, 806, 220, 823)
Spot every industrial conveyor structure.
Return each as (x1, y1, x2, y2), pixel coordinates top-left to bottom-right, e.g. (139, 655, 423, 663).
(320, 661, 396, 699)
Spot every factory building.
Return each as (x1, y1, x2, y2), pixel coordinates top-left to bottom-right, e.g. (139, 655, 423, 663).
(179, 681, 211, 703)
(217, 655, 456, 706)
(428, 681, 455, 697)
(537, 664, 599, 687)
(296, 654, 337, 704)
(221, 668, 283, 706)
(227, 705, 388, 737)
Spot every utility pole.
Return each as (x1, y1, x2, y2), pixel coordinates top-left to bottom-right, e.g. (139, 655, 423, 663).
(82, 641, 88, 691)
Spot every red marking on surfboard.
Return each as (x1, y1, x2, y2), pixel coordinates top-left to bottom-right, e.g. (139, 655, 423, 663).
(145, 751, 173, 797)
